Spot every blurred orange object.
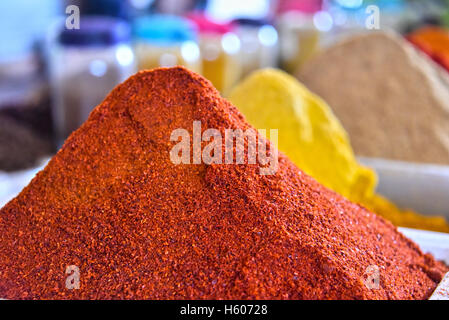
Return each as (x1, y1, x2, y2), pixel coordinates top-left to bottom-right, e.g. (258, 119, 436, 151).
(408, 27, 449, 72)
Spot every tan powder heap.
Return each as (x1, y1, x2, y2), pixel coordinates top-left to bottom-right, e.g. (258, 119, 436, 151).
(299, 31, 449, 165)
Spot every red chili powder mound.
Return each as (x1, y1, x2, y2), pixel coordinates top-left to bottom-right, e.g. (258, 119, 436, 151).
(0, 67, 446, 299)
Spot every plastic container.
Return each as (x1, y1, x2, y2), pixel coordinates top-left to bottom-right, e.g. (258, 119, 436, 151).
(359, 157, 449, 217)
(48, 16, 135, 146)
(187, 13, 242, 94)
(233, 18, 279, 77)
(133, 15, 201, 72)
(400, 227, 449, 265)
(277, 10, 321, 75)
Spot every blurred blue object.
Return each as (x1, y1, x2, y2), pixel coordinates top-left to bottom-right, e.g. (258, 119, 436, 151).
(0, 0, 61, 63)
(334, 0, 363, 9)
(59, 16, 131, 46)
(133, 15, 197, 44)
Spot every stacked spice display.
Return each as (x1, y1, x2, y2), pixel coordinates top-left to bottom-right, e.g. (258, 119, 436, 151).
(2, 0, 449, 302)
(0, 67, 446, 299)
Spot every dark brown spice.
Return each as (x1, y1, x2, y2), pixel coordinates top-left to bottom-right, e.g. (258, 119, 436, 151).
(0, 67, 446, 299)
(0, 116, 52, 171)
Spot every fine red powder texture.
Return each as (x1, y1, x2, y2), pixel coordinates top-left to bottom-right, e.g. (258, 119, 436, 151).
(0, 67, 446, 299)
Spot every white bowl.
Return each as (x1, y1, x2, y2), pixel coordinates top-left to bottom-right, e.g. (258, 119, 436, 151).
(359, 157, 449, 217)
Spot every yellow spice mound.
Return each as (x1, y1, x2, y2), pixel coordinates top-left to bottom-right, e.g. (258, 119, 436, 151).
(229, 69, 449, 233)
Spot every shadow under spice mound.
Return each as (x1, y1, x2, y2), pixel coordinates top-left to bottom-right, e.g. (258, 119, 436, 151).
(0, 67, 446, 299)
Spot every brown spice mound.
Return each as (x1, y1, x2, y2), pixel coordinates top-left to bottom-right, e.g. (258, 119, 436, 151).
(299, 31, 449, 165)
(0, 67, 446, 299)
(0, 116, 52, 171)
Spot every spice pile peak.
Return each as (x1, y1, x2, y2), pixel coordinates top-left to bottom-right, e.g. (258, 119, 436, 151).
(0, 67, 446, 299)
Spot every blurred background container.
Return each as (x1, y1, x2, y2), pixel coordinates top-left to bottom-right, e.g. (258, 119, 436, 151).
(133, 15, 201, 72)
(187, 13, 242, 93)
(2, 0, 449, 151)
(48, 16, 135, 145)
(233, 18, 278, 77)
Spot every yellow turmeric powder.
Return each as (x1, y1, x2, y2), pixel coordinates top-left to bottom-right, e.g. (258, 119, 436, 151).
(229, 69, 449, 233)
